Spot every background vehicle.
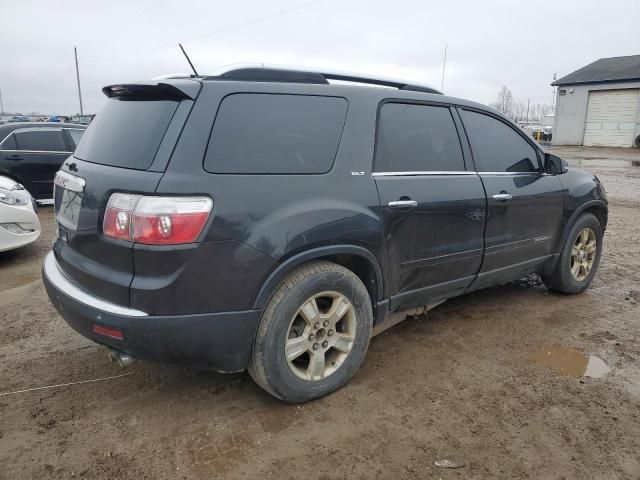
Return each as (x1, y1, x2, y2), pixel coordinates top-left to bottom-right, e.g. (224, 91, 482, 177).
(69, 114, 96, 125)
(0, 175, 40, 252)
(0, 122, 86, 202)
(42, 67, 607, 403)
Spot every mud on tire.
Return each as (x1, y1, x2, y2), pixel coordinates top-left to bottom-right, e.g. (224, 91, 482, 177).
(542, 213, 603, 294)
(248, 261, 373, 403)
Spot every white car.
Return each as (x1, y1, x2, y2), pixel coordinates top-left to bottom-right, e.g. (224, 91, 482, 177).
(0, 176, 41, 252)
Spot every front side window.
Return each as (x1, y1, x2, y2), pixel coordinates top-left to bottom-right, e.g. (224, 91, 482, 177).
(15, 130, 67, 152)
(461, 110, 540, 172)
(374, 103, 465, 172)
(204, 94, 348, 174)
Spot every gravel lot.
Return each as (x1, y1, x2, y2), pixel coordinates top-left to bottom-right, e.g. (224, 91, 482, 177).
(1, 147, 639, 479)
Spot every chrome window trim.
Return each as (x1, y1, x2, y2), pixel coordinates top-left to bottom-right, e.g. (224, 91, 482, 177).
(5, 127, 68, 153)
(13, 126, 64, 134)
(0, 128, 81, 151)
(372, 170, 544, 177)
(0, 149, 73, 154)
(372, 171, 476, 177)
(43, 252, 148, 317)
(478, 171, 543, 176)
(0, 131, 14, 146)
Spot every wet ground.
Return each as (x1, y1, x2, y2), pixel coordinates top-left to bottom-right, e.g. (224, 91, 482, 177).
(1, 146, 640, 479)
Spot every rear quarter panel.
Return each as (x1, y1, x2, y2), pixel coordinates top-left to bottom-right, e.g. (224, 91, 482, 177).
(153, 82, 386, 308)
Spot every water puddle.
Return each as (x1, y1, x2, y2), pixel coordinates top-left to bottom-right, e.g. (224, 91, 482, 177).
(529, 345, 610, 378)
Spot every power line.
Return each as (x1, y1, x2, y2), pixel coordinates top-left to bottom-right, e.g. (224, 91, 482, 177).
(77, 0, 173, 46)
(83, 0, 324, 66)
(33, 0, 173, 78)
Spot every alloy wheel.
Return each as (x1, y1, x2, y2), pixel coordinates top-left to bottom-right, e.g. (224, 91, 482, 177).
(285, 291, 357, 381)
(570, 228, 597, 281)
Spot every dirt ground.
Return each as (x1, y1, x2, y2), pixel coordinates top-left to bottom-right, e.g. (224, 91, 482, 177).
(1, 147, 639, 479)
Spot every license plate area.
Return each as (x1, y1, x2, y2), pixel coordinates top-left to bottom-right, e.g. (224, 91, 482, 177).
(54, 171, 85, 232)
(56, 188, 83, 231)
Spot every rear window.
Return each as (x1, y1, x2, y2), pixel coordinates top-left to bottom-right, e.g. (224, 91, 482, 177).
(74, 99, 179, 170)
(204, 94, 348, 174)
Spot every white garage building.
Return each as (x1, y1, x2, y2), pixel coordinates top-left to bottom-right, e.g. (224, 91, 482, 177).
(552, 55, 640, 147)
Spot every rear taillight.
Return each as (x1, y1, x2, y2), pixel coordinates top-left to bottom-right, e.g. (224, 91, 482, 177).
(103, 193, 212, 245)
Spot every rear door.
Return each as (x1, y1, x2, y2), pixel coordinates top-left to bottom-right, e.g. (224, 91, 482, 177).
(373, 101, 486, 310)
(9, 128, 70, 199)
(459, 108, 564, 289)
(53, 83, 196, 307)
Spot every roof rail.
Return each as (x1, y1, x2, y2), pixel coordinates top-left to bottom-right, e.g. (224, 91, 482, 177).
(205, 63, 442, 95)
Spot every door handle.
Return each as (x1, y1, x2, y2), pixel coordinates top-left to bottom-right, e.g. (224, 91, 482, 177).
(388, 200, 418, 209)
(8, 154, 23, 161)
(492, 193, 513, 202)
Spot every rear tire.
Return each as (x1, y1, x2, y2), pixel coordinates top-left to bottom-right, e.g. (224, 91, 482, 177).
(542, 213, 603, 294)
(248, 261, 373, 403)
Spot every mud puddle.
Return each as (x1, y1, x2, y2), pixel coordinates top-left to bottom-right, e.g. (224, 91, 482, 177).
(529, 345, 610, 378)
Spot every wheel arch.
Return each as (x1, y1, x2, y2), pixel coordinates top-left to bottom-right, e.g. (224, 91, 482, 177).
(560, 200, 608, 248)
(252, 245, 384, 312)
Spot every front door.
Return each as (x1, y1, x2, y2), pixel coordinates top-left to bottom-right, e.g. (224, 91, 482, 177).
(459, 108, 565, 289)
(373, 102, 486, 310)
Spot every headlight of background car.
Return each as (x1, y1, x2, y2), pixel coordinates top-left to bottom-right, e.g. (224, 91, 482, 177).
(0, 187, 29, 206)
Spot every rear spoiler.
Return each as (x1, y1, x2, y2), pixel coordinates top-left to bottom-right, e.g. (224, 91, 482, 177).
(102, 79, 201, 101)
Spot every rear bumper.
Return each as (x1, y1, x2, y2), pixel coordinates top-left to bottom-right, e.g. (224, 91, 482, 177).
(42, 251, 261, 372)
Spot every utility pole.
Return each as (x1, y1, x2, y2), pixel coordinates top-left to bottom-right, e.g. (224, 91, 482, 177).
(0, 87, 4, 114)
(551, 72, 557, 114)
(526, 98, 530, 123)
(74, 46, 84, 115)
(440, 44, 448, 93)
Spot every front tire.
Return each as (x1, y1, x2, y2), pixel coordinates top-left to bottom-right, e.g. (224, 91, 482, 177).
(542, 213, 603, 294)
(248, 261, 373, 403)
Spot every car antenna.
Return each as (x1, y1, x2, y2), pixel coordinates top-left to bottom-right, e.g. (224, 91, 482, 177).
(178, 43, 199, 77)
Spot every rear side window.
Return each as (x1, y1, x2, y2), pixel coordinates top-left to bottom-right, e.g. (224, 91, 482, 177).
(65, 128, 85, 148)
(204, 94, 348, 174)
(374, 103, 465, 172)
(461, 110, 540, 172)
(0, 133, 17, 150)
(15, 130, 66, 152)
(74, 99, 179, 170)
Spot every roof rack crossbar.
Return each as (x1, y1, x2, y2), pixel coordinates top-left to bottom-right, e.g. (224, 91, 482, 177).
(205, 64, 442, 95)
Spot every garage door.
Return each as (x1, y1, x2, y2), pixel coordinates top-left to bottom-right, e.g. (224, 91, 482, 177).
(583, 89, 640, 147)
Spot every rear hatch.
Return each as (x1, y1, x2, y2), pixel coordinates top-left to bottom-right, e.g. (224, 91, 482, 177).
(53, 80, 200, 307)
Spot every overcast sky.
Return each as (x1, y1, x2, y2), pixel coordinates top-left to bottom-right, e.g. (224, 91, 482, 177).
(1, 0, 638, 115)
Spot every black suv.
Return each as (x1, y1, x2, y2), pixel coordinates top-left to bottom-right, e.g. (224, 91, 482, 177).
(0, 122, 87, 201)
(43, 67, 607, 402)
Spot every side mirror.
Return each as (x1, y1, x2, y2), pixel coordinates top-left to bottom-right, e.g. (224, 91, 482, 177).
(544, 153, 568, 174)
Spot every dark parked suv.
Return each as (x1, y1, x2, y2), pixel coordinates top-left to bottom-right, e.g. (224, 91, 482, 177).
(0, 122, 87, 201)
(43, 67, 607, 402)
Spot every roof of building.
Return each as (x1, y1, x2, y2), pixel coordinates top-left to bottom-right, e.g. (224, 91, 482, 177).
(552, 55, 640, 86)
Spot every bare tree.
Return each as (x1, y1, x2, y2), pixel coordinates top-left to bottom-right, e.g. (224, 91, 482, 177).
(490, 86, 514, 118)
(513, 102, 526, 122)
(488, 86, 553, 123)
